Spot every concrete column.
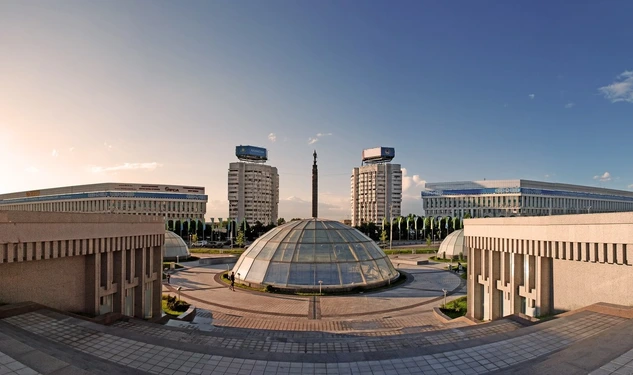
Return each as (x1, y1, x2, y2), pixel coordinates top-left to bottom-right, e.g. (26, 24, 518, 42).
(113, 249, 124, 314)
(134, 246, 146, 319)
(489, 250, 502, 320)
(512, 253, 524, 315)
(468, 247, 484, 320)
(84, 253, 99, 316)
(536, 256, 552, 316)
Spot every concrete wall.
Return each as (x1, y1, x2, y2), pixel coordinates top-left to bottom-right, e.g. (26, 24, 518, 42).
(0, 211, 164, 319)
(465, 212, 633, 320)
(0, 256, 86, 312)
(553, 259, 633, 313)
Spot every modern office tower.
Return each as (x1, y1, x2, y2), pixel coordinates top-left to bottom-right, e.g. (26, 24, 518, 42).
(0, 182, 207, 222)
(228, 146, 279, 226)
(351, 147, 402, 227)
(421, 179, 633, 218)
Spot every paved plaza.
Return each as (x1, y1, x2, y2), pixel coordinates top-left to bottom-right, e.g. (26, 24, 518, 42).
(0, 257, 632, 374)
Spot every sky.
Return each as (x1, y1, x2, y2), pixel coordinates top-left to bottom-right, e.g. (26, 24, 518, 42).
(1, 1, 633, 221)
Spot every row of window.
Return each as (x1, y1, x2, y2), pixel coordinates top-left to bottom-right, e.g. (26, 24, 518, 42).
(0, 198, 205, 218)
(424, 195, 633, 211)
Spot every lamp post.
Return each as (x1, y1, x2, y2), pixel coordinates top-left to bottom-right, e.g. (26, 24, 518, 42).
(442, 288, 447, 308)
(318, 280, 323, 295)
(237, 273, 241, 285)
(177, 286, 182, 301)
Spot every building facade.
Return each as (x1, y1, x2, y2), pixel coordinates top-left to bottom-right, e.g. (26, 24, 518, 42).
(464, 213, 633, 321)
(0, 183, 207, 222)
(422, 179, 633, 218)
(228, 162, 279, 226)
(351, 164, 402, 227)
(0, 211, 164, 319)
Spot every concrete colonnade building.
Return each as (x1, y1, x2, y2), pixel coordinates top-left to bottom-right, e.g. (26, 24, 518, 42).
(464, 213, 633, 321)
(0, 182, 207, 222)
(422, 179, 633, 218)
(0, 211, 164, 319)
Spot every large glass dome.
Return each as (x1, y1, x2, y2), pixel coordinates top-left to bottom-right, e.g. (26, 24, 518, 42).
(232, 219, 399, 292)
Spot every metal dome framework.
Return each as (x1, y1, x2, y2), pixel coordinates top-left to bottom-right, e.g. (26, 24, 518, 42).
(232, 219, 399, 292)
(164, 231, 191, 261)
(438, 229, 466, 259)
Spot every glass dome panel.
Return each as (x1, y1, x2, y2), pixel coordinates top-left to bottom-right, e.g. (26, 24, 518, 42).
(288, 263, 315, 285)
(263, 262, 290, 285)
(304, 221, 316, 229)
(299, 230, 315, 243)
(295, 243, 315, 262)
(364, 242, 385, 259)
(361, 260, 383, 282)
(340, 262, 364, 285)
(316, 263, 340, 285)
(246, 259, 269, 283)
(237, 256, 255, 279)
(327, 230, 346, 243)
(333, 244, 356, 261)
(315, 244, 334, 262)
(351, 243, 371, 261)
(283, 229, 302, 243)
(255, 242, 278, 261)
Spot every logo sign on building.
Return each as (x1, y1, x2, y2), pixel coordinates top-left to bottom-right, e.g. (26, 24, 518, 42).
(112, 184, 205, 194)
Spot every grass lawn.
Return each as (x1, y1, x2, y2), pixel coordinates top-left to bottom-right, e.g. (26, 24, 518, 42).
(383, 247, 438, 255)
(440, 296, 467, 319)
(190, 248, 245, 255)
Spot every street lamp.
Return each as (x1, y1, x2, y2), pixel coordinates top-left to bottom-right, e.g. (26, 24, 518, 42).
(237, 273, 241, 284)
(177, 286, 182, 301)
(442, 288, 447, 308)
(318, 280, 323, 295)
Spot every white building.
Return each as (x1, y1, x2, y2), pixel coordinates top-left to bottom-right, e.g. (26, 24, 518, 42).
(0, 183, 207, 223)
(228, 162, 279, 226)
(351, 164, 402, 227)
(422, 179, 633, 218)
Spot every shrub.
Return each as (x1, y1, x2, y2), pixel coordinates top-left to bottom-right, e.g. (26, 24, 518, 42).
(459, 252, 464, 261)
(164, 294, 190, 312)
(426, 236, 432, 246)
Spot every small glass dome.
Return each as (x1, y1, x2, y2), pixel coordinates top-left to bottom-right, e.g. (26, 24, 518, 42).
(438, 229, 466, 259)
(164, 231, 190, 261)
(232, 218, 399, 292)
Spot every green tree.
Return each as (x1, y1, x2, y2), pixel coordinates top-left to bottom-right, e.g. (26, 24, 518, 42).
(236, 230, 245, 247)
(464, 212, 472, 219)
(291, 218, 302, 221)
(380, 229, 388, 243)
(277, 217, 286, 226)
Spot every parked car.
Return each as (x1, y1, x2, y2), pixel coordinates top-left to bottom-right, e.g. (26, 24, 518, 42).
(192, 240, 209, 247)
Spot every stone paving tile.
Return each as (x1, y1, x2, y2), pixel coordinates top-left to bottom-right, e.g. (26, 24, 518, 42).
(590, 347, 633, 375)
(3, 311, 627, 375)
(111, 313, 523, 354)
(0, 352, 40, 375)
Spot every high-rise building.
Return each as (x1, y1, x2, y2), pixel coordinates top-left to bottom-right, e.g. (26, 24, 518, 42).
(228, 155, 279, 226)
(351, 158, 402, 227)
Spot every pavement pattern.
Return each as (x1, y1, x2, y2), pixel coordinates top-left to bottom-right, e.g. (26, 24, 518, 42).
(1, 310, 627, 375)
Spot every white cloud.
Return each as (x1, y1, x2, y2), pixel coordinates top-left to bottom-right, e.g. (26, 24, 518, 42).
(91, 162, 163, 173)
(104, 142, 113, 150)
(528, 94, 535, 99)
(51, 149, 58, 157)
(24, 166, 39, 174)
(68, 147, 75, 152)
(593, 172, 611, 182)
(628, 184, 633, 189)
(599, 71, 633, 103)
(307, 132, 332, 145)
(564, 102, 575, 109)
(268, 133, 277, 142)
(401, 168, 426, 198)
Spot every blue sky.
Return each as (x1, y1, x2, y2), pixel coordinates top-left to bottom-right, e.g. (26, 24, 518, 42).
(1, 1, 632, 220)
